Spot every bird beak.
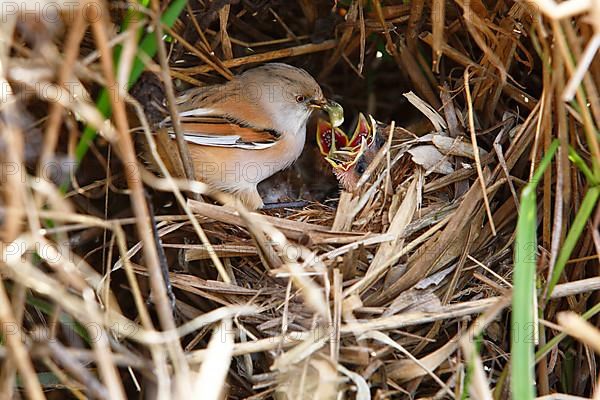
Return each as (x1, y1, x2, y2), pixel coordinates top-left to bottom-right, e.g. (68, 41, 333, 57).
(310, 99, 344, 127)
(347, 113, 373, 148)
(324, 144, 365, 172)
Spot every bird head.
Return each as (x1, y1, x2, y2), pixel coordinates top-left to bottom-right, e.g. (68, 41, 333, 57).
(316, 113, 381, 192)
(234, 63, 344, 134)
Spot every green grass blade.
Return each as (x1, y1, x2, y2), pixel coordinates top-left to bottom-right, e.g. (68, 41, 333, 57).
(531, 140, 559, 185)
(27, 296, 91, 343)
(512, 183, 537, 400)
(72, 0, 187, 167)
(546, 186, 600, 296)
(535, 300, 600, 362)
(461, 333, 482, 400)
(568, 146, 597, 185)
(511, 139, 559, 400)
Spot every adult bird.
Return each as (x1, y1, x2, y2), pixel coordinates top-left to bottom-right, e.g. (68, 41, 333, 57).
(161, 63, 343, 209)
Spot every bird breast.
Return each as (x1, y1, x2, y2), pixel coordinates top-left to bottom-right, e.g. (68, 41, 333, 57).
(188, 124, 307, 193)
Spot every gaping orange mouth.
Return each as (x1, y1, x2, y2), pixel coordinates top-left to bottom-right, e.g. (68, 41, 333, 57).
(316, 113, 376, 171)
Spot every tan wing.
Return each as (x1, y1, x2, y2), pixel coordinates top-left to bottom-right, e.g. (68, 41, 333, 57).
(163, 112, 280, 150)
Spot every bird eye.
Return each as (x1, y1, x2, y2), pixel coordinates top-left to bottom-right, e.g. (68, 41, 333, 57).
(356, 161, 366, 175)
(295, 95, 306, 103)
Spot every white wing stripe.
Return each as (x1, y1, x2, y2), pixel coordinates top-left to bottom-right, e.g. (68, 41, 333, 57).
(179, 108, 216, 118)
(169, 134, 277, 149)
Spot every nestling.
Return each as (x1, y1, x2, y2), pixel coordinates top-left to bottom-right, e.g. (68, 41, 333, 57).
(161, 63, 343, 209)
(316, 113, 385, 191)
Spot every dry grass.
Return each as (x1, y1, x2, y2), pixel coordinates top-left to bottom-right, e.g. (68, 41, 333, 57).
(0, 0, 599, 399)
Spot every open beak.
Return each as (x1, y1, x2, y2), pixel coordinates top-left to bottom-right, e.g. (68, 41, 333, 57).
(310, 99, 344, 127)
(324, 138, 367, 172)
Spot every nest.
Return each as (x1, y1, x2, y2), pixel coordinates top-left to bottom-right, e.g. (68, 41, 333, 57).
(1, 1, 600, 399)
